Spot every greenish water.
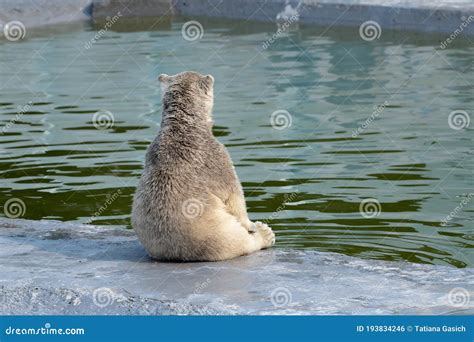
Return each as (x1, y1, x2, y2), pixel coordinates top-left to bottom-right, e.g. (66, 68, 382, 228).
(0, 18, 472, 268)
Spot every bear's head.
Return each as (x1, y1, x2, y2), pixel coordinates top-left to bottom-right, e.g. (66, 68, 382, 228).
(158, 71, 214, 124)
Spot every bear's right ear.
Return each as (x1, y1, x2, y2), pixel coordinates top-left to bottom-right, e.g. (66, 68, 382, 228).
(199, 75, 214, 91)
(203, 75, 214, 86)
(158, 74, 169, 83)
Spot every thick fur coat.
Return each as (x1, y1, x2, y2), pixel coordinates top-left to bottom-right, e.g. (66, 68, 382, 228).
(132, 71, 275, 261)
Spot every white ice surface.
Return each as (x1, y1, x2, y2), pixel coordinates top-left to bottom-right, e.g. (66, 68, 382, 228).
(0, 218, 472, 315)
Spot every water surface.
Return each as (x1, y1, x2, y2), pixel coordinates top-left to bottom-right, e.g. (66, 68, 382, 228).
(0, 17, 472, 267)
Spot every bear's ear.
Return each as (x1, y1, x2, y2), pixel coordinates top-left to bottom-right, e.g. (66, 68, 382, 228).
(159, 74, 170, 93)
(204, 75, 214, 85)
(158, 74, 169, 83)
(200, 75, 214, 90)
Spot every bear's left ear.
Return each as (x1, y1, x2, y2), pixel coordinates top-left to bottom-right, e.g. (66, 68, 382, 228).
(159, 74, 170, 93)
(158, 74, 170, 83)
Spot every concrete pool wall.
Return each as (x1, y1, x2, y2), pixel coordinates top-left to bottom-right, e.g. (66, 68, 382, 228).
(0, 0, 473, 36)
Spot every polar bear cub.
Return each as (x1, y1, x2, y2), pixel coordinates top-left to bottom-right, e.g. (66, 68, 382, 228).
(132, 71, 275, 261)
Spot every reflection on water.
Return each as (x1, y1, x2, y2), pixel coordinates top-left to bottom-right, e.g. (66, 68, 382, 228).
(0, 17, 472, 268)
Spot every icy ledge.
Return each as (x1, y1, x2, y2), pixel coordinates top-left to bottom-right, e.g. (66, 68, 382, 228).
(0, 218, 472, 315)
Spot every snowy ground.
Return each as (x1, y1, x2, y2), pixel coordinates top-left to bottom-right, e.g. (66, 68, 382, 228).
(0, 218, 472, 315)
